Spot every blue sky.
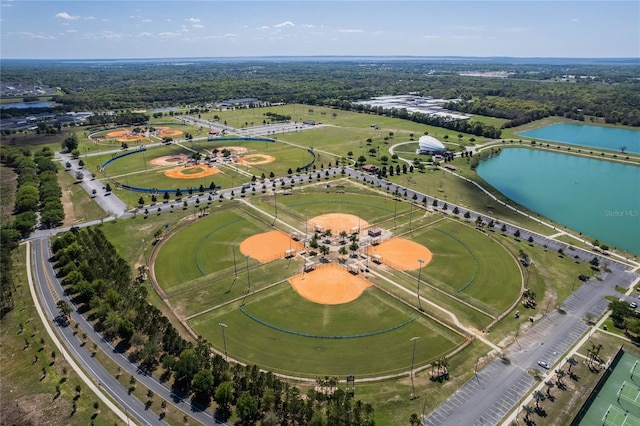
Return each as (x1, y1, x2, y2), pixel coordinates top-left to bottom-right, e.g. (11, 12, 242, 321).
(1, 1, 638, 59)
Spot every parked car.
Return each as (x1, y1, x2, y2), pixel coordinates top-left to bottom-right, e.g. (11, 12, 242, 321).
(537, 361, 550, 370)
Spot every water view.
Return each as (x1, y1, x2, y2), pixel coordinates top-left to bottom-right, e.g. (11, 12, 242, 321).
(518, 123, 640, 154)
(477, 148, 640, 255)
(0, 101, 53, 109)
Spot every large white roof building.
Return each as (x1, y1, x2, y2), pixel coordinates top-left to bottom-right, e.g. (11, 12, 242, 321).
(418, 135, 446, 153)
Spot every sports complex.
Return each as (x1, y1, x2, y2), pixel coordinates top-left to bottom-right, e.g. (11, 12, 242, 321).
(88, 124, 525, 380)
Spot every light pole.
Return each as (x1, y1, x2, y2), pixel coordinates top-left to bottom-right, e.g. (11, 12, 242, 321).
(232, 244, 238, 277)
(245, 254, 251, 293)
(218, 323, 228, 361)
(417, 259, 424, 310)
(410, 336, 419, 399)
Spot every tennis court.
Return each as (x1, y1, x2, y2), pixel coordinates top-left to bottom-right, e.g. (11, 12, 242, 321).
(578, 351, 640, 425)
(602, 405, 640, 426)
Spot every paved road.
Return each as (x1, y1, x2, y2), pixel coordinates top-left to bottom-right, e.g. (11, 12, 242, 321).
(31, 237, 232, 425)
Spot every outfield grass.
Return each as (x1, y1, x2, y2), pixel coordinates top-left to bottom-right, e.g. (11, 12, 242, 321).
(86, 138, 315, 192)
(152, 187, 522, 380)
(154, 208, 270, 291)
(189, 283, 464, 378)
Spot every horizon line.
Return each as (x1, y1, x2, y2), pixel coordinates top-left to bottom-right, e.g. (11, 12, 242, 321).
(2, 55, 639, 62)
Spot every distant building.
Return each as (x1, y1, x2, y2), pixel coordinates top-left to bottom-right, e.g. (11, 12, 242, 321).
(418, 135, 446, 154)
(362, 164, 379, 174)
(218, 98, 259, 108)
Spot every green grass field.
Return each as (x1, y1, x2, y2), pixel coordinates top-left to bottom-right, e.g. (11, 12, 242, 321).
(189, 283, 465, 378)
(151, 185, 520, 379)
(84, 138, 315, 193)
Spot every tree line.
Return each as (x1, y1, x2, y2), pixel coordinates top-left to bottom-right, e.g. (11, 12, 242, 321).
(0, 145, 65, 317)
(52, 227, 375, 425)
(2, 60, 637, 127)
(1, 146, 64, 235)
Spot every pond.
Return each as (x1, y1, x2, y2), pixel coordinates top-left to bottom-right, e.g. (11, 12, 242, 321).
(518, 123, 640, 154)
(477, 148, 640, 255)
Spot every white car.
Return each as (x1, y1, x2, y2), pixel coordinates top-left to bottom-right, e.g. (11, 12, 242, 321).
(537, 361, 550, 370)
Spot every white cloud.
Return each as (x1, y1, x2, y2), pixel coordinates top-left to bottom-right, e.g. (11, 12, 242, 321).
(158, 31, 181, 38)
(142, 19, 152, 23)
(192, 24, 205, 29)
(55, 12, 80, 20)
(12, 31, 55, 40)
(85, 16, 96, 20)
(185, 18, 200, 23)
(66, 29, 77, 33)
(165, 18, 172, 22)
(138, 32, 153, 37)
(299, 24, 315, 29)
(258, 25, 270, 30)
(100, 31, 128, 40)
(571, 18, 579, 22)
(337, 29, 364, 33)
(274, 21, 294, 28)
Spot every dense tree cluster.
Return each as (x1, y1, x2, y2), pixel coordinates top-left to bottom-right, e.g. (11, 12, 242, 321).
(52, 227, 374, 424)
(1, 146, 64, 235)
(0, 146, 64, 316)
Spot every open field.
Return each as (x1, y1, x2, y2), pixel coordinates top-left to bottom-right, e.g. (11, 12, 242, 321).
(189, 283, 465, 378)
(151, 184, 521, 380)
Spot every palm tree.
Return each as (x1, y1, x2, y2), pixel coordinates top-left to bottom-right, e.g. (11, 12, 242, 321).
(522, 405, 534, 423)
(533, 389, 546, 409)
(409, 413, 420, 425)
(439, 356, 449, 377)
(544, 380, 555, 398)
(566, 356, 578, 373)
(555, 369, 566, 388)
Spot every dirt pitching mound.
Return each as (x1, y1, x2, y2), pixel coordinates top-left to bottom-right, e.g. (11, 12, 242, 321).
(308, 214, 370, 234)
(240, 230, 304, 263)
(164, 165, 220, 179)
(237, 154, 276, 166)
(289, 264, 371, 305)
(366, 238, 433, 270)
(150, 154, 190, 167)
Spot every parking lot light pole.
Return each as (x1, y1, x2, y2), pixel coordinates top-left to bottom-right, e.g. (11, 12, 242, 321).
(410, 336, 420, 399)
(417, 259, 425, 310)
(245, 255, 251, 293)
(232, 244, 238, 277)
(218, 323, 228, 362)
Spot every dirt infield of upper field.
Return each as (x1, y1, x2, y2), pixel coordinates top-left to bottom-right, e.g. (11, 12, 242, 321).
(308, 213, 371, 234)
(366, 238, 433, 270)
(163, 165, 221, 179)
(237, 154, 276, 166)
(150, 154, 190, 167)
(288, 263, 371, 305)
(240, 230, 304, 263)
(105, 126, 183, 142)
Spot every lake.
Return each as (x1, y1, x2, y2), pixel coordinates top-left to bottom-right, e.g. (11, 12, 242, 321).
(477, 148, 640, 255)
(0, 101, 54, 109)
(518, 123, 640, 154)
